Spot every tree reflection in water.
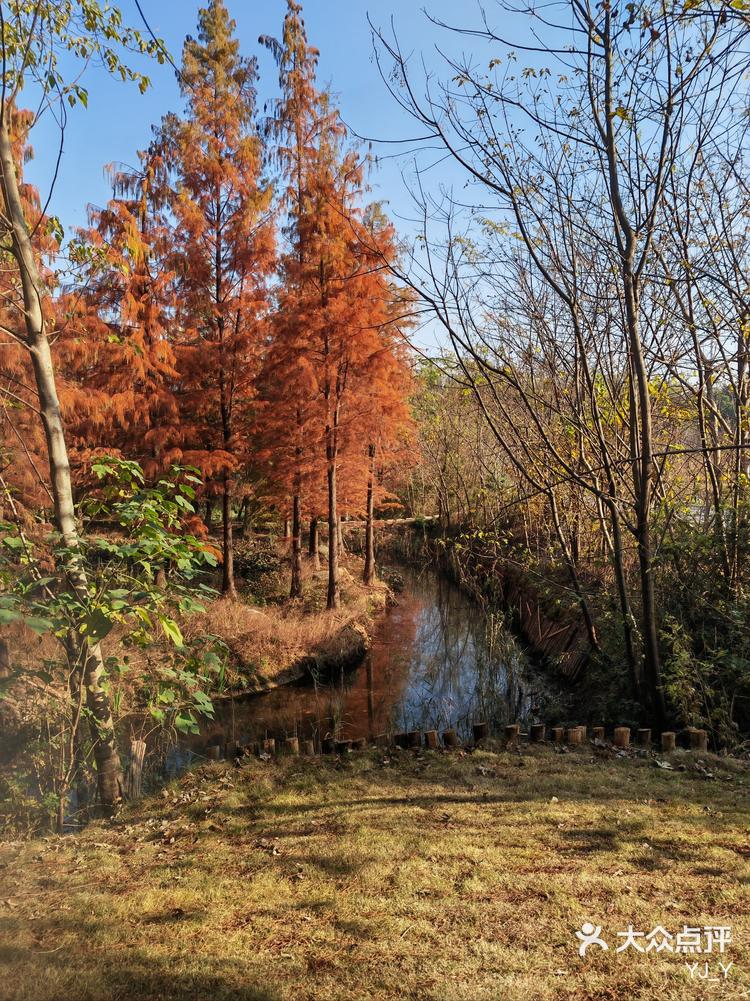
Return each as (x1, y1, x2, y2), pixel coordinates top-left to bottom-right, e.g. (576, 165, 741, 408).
(184, 565, 548, 754)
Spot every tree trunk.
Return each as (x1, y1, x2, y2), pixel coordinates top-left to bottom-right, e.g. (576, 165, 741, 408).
(290, 491, 303, 599)
(222, 474, 236, 598)
(241, 497, 254, 538)
(327, 460, 340, 609)
(0, 112, 123, 806)
(0, 639, 9, 678)
(205, 496, 215, 527)
(364, 444, 376, 585)
(624, 273, 665, 723)
(605, 497, 641, 701)
(308, 516, 320, 570)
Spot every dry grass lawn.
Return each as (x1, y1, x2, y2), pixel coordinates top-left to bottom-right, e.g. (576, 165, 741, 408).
(1, 744, 748, 1001)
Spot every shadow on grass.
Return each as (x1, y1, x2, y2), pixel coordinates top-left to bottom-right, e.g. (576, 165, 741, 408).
(0, 933, 281, 1001)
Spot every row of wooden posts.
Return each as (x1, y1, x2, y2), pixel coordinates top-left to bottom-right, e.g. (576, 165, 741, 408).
(204, 721, 710, 761)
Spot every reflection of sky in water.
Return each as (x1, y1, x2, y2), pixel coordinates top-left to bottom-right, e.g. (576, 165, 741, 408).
(377, 569, 535, 737)
(181, 565, 546, 750)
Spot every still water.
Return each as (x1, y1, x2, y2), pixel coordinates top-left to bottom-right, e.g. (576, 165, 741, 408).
(173, 566, 552, 766)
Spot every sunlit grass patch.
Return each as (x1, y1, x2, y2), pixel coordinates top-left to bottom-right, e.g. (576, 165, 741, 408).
(1, 744, 748, 1000)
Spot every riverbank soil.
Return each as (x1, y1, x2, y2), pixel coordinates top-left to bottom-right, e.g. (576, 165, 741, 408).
(1, 745, 747, 1000)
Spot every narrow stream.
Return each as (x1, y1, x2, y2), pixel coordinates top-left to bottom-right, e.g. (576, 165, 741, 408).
(169, 565, 556, 770)
(55, 565, 564, 818)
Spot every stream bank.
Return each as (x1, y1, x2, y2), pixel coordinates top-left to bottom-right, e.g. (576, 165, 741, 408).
(172, 562, 562, 768)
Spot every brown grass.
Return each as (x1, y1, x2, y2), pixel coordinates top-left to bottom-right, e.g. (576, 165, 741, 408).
(184, 561, 390, 689)
(1, 744, 748, 1001)
(0, 555, 389, 726)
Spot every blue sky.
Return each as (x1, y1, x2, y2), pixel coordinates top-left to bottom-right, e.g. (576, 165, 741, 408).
(25, 0, 484, 242)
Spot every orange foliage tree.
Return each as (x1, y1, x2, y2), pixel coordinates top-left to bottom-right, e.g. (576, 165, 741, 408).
(57, 151, 180, 484)
(260, 1, 415, 604)
(259, 0, 333, 599)
(157, 0, 275, 596)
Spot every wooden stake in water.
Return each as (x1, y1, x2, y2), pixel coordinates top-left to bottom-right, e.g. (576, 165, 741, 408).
(661, 732, 676, 753)
(505, 723, 521, 748)
(689, 728, 708, 752)
(613, 727, 631, 748)
(473, 722, 489, 745)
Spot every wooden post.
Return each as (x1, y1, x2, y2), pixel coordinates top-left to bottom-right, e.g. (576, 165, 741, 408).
(637, 728, 651, 748)
(207, 744, 222, 761)
(551, 726, 565, 743)
(473, 721, 489, 745)
(592, 726, 605, 742)
(504, 723, 521, 747)
(126, 739, 146, 800)
(322, 737, 336, 754)
(284, 736, 300, 755)
(442, 729, 459, 748)
(613, 727, 631, 748)
(425, 729, 439, 749)
(352, 737, 368, 751)
(407, 730, 422, 749)
(262, 738, 276, 756)
(302, 739, 316, 756)
(335, 739, 352, 755)
(530, 723, 546, 743)
(689, 728, 708, 752)
(660, 731, 676, 753)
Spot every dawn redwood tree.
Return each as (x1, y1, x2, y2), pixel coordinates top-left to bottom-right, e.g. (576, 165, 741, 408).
(58, 152, 181, 480)
(163, 0, 275, 597)
(348, 208, 414, 585)
(0, 2, 164, 805)
(263, 2, 416, 607)
(262, 0, 358, 608)
(255, 304, 322, 598)
(260, 0, 329, 599)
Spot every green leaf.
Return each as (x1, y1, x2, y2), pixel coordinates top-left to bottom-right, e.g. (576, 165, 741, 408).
(81, 608, 113, 641)
(24, 615, 55, 635)
(160, 617, 184, 647)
